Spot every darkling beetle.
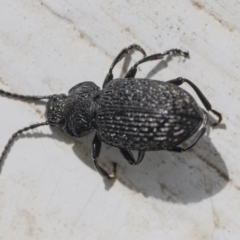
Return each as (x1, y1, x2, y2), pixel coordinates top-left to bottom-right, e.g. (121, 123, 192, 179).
(0, 44, 222, 179)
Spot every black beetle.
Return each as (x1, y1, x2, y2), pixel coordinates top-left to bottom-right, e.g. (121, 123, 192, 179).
(0, 44, 222, 178)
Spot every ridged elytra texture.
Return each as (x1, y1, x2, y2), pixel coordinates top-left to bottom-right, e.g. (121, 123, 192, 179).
(96, 78, 204, 150)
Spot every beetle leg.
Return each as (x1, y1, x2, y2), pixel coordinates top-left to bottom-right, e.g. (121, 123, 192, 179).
(120, 149, 145, 165)
(103, 44, 146, 88)
(92, 133, 116, 179)
(168, 127, 206, 152)
(167, 77, 222, 126)
(168, 110, 208, 152)
(125, 49, 189, 78)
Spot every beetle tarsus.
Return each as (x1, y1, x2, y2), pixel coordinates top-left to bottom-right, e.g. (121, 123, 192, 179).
(93, 160, 116, 179)
(211, 109, 222, 127)
(109, 162, 117, 179)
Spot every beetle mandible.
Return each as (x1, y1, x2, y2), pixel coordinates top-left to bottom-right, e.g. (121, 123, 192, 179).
(0, 44, 222, 178)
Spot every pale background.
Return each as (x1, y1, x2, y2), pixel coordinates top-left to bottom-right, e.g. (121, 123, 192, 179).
(0, 1, 240, 240)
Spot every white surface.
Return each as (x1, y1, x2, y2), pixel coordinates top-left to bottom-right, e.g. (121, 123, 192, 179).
(0, 0, 240, 239)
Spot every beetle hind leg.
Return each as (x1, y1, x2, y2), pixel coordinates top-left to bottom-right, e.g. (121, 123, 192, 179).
(103, 44, 146, 88)
(167, 77, 222, 126)
(167, 110, 208, 152)
(168, 128, 206, 152)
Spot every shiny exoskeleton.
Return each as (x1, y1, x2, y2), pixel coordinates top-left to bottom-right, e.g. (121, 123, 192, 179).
(0, 44, 222, 178)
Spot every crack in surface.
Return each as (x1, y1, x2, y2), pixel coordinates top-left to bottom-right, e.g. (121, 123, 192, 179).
(194, 151, 240, 192)
(196, 153, 229, 182)
(191, 0, 234, 32)
(210, 198, 220, 238)
(0, 78, 8, 86)
(40, 1, 112, 58)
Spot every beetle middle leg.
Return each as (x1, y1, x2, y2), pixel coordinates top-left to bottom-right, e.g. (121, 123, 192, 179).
(167, 77, 222, 126)
(120, 149, 145, 165)
(125, 49, 189, 78)
(92, 133, 116, 179)
(103, 44, 146, 88)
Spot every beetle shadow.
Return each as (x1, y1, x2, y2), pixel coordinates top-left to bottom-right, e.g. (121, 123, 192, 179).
(68, 128, 229, 204)
(7, 124, 228, 204)
(144, 54, 174, 79)
(115, 135, 229, 203)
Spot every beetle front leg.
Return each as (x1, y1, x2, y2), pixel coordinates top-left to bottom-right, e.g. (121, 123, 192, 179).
(103, 44, 146, 88)
(167, 77, 222, 126)
(92, 133, 116, 179)
(120, 149, 145, 165)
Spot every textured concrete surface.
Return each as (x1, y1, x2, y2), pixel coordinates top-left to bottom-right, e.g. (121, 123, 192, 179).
(0, 0, 239, 239)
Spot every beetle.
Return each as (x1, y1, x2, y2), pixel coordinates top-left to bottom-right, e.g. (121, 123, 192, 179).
(0, 44, 222, 178)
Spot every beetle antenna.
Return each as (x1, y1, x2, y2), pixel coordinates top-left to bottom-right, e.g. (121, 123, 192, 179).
(0, 121, 49, 172)
(0, 89, 51, 101)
